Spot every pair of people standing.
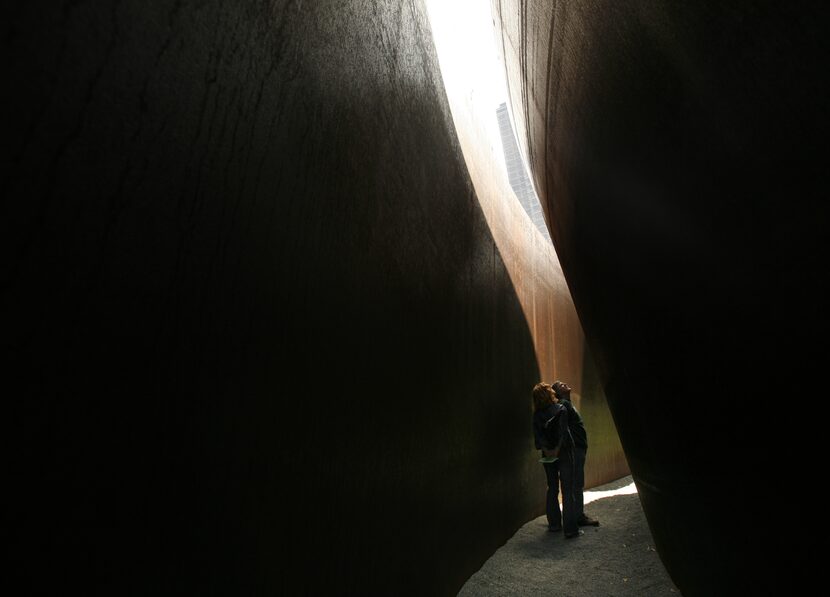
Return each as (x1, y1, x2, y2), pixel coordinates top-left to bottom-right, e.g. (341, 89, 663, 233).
(532, 380, 599, 538)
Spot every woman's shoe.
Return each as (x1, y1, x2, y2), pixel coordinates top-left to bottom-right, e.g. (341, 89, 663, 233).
(564, 530, 584, 539)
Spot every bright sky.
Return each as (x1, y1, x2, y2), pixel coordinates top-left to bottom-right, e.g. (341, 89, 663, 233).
(424, 0, 508, 107)
(424, 0, 510, 159)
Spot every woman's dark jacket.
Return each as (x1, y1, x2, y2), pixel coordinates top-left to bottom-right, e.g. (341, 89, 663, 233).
(533, 403, 569, 451)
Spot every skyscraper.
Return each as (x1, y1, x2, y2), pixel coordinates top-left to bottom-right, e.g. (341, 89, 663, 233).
(496, 102, 551, 242)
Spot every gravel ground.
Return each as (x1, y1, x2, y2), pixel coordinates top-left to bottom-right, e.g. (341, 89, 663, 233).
(458, 475, 680, 596)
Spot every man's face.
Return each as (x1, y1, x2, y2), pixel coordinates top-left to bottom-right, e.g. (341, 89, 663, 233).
(548, 387, 559, 403)
(554, 382, 571, 397)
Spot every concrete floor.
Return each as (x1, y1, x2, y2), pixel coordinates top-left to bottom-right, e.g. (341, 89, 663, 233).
(458, 476, 679, 596)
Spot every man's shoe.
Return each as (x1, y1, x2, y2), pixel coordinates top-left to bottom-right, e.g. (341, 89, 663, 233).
(564, 530, 584, 539)
(548, 525, 562, 533)
(578, 515, 600, 527)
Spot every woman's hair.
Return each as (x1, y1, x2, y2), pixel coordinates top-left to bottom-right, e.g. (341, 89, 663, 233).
(532, 382, 555, 412)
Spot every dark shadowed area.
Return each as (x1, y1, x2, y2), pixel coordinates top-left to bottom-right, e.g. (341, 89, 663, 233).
(494, 1, 826, 594)
(5, 2, 552, 594)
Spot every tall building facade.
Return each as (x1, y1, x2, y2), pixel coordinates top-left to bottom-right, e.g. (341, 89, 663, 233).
(496, 102, 551, 242)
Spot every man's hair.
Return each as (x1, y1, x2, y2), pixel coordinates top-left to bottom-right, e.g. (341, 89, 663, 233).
(551, 380, 565, 399)
(532, 382, 555, 412)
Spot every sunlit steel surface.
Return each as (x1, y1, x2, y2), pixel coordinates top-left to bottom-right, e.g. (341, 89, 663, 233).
(425, 0, 628, 492)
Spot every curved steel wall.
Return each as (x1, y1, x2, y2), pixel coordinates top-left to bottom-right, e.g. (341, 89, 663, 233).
(493, 1, 825, 594)
(424, 2, 627, 492)
(6, 0, 625, 594)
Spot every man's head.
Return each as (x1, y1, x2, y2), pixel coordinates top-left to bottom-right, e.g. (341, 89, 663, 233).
(551, 380, 572, 400)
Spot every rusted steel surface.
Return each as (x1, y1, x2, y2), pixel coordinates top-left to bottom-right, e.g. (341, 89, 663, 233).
(493, 0, 825, 594)
(7, 1, 622, 594)
(428, 4, 627, 492)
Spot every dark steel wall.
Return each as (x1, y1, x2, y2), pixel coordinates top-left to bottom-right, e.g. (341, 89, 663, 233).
(494, 0, 826, 594)
(4, 1, 626, 594)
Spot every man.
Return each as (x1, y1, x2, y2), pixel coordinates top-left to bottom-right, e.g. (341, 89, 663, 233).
(551, 380, 600, 536)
